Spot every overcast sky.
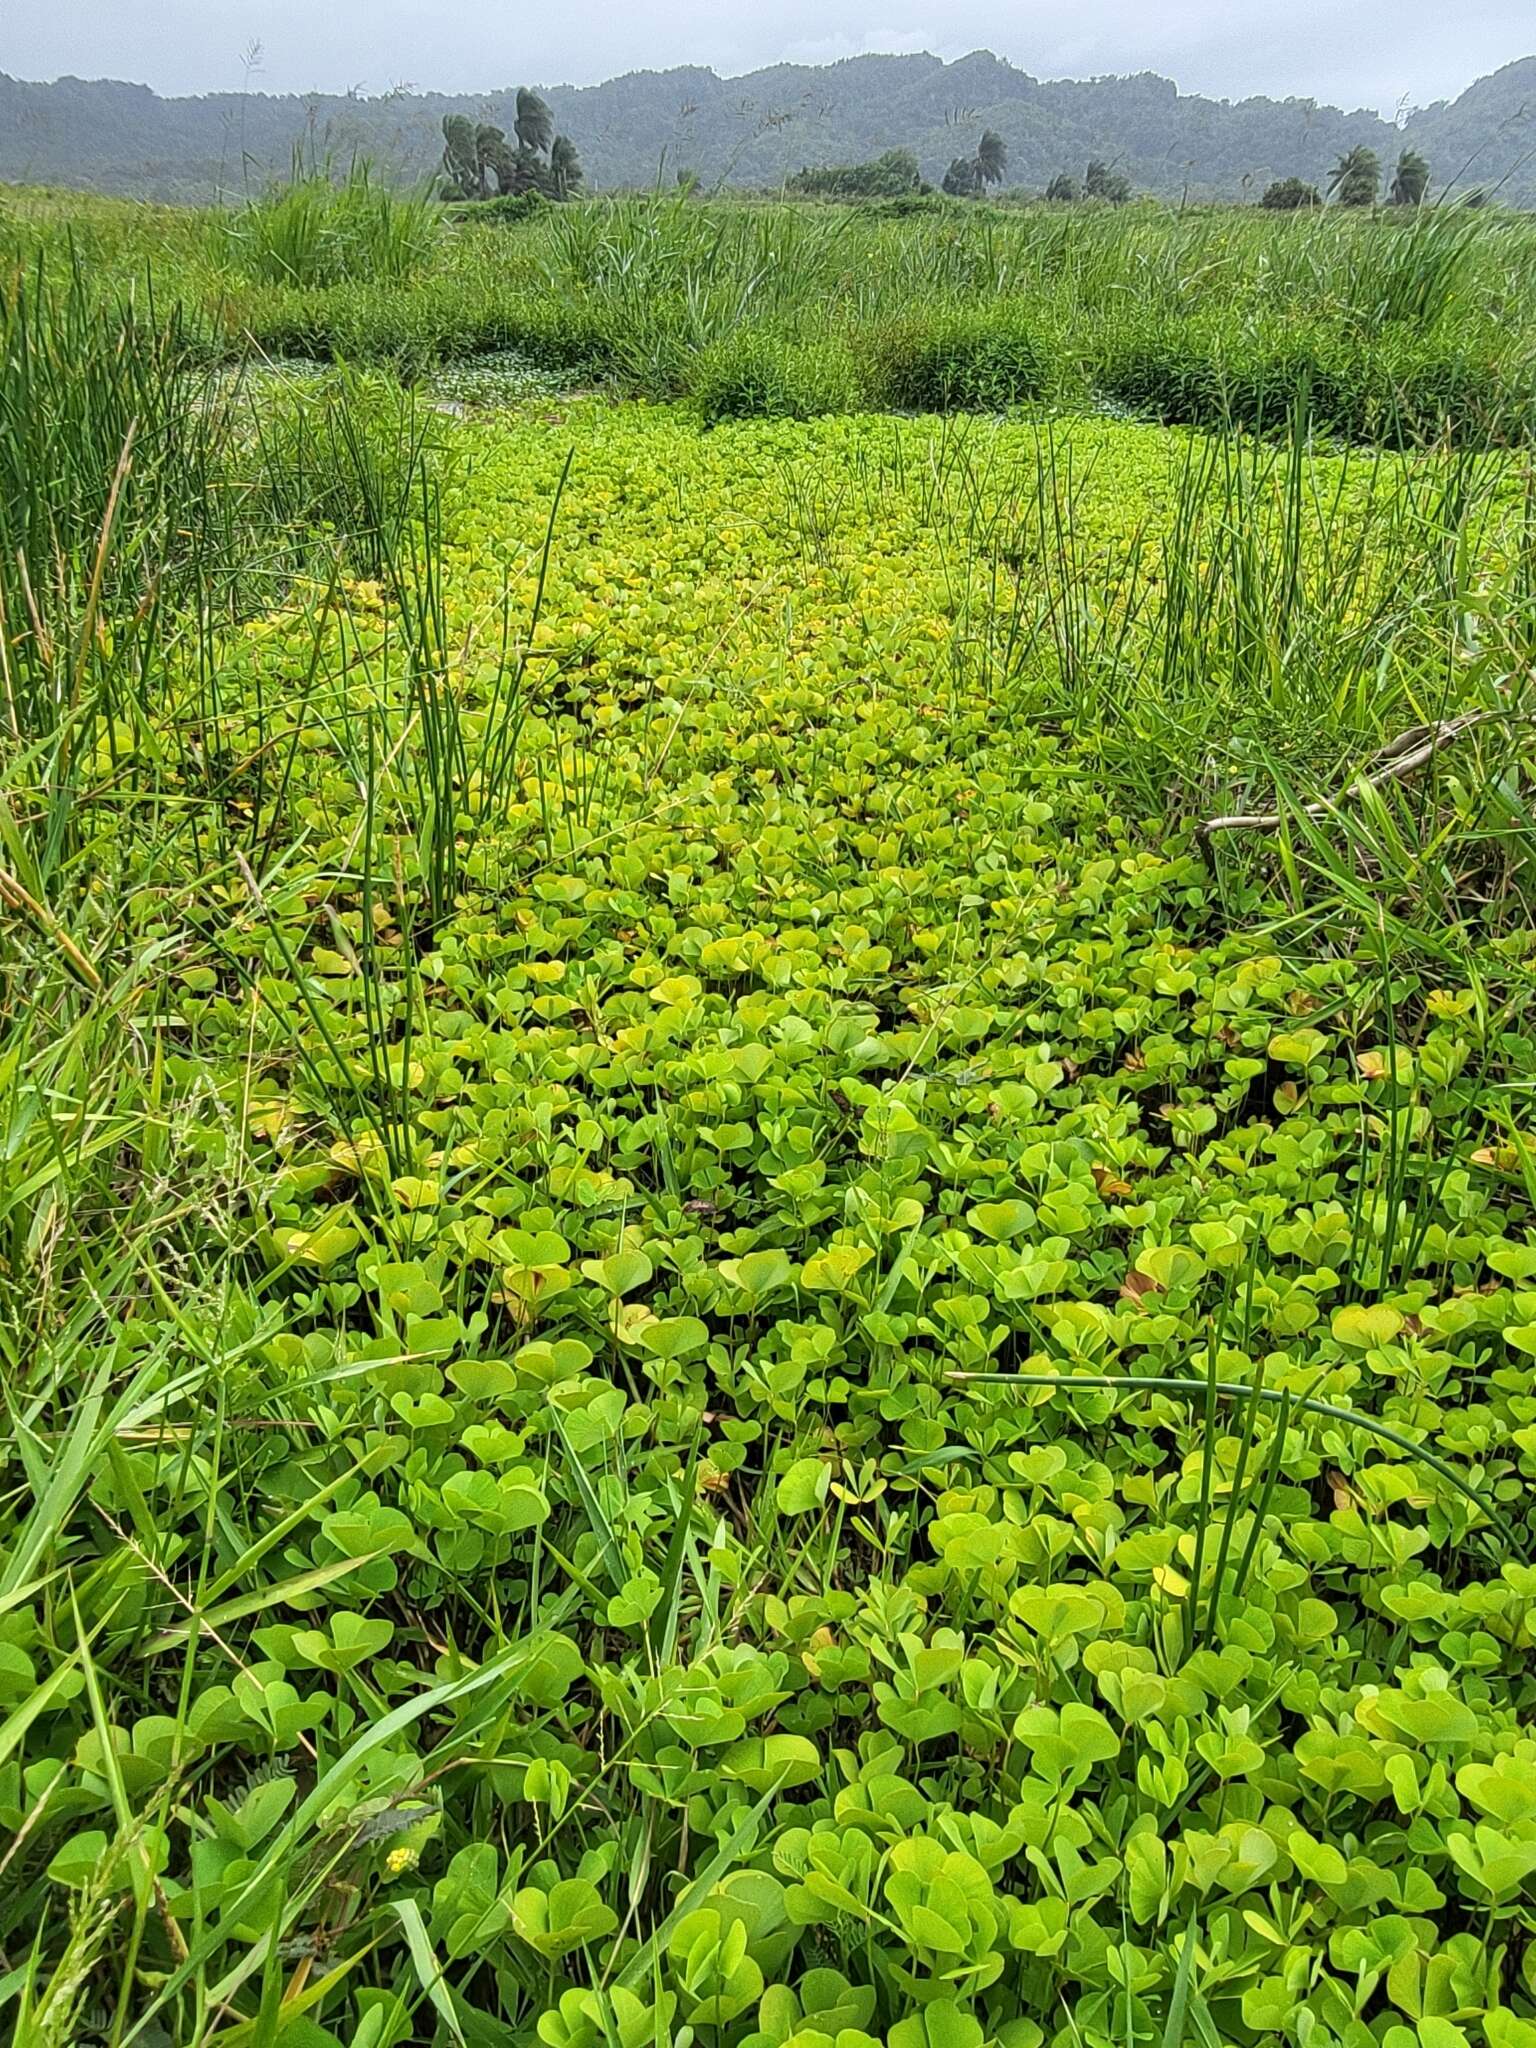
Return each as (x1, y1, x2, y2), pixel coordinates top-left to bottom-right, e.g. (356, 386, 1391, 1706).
(2, 0, 1531, 116)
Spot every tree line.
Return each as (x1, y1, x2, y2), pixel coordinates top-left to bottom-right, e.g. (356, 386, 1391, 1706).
(440, 89, 583, 203)
(786, 140, 1136, 204)
(6, 55, 1534, 206)
(785, 139, 1136, 205)
(784, 138, 1443, 211)
(438, 109, 1435, 215)
(1262, 147, 1432, 210)
(433, 96, 1435, 216)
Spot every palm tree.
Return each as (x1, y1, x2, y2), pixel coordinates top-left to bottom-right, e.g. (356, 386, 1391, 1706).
(976, 130, 1009, 188)
(1390, 148, 1430, 206)
(515, 87, 555, 157)
(1328, 145, 1381, 207)
(440, 114, 483, 199)
(476, 124, 517, 194)
(442, 91, 581, 202)
(943, 131, 1008, 199)
(1084, 159, 1132, 202)
(551, 135, 584, 199)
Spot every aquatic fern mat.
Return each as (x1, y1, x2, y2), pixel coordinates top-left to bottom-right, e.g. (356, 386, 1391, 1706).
(8, 382, 1536, 2048)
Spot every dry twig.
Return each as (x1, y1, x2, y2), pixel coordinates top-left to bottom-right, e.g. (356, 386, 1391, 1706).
(1198, 707, 1529, 838)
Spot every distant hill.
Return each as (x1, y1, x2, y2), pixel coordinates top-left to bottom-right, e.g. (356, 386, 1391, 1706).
(2, 50, 1534, 206)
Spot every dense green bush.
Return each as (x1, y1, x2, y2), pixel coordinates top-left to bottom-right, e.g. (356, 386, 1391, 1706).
(1261, 176, 1322, 211)
(786, 149, 926, 199)
(856, 190, 951, 219)
(483, 295, 614, 375)
(867, 306, 1065, 411)
(1094, 314, 1332, 432)
(1097, 310, 1531, 445)
(693, 329, 860, 423)
(448, 190, 548, 227)
(232, 278, 613, 379)
(1367, 325, 1536, 442)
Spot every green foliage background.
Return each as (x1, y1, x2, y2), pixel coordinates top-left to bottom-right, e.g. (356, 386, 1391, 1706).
(2, 50, 1536, 203)
(4, 187, 1536, 2048)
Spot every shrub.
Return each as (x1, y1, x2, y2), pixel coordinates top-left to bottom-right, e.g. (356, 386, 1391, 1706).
(692, 330, 860, 424)
(449, 191, 547, 228)
(233, 279, 612, 379)
(787, 150, 925, 200)
(1261, 177, 1322, 211)
(858, 191, 949, 219)
(867, 307, 1062, 411)
(481, 296, 613, 376)
(1095, 315, 1346, 433)
(1096, 309, 1528, 446)
(1367, 326, 1536, 442)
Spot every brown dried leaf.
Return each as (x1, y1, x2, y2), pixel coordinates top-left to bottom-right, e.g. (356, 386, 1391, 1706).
(1326, 1467, 1357, 1513)
(1472, 1144, 1525, 1174)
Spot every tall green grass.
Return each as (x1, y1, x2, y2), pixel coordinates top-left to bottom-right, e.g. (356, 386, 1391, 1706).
(12, 184, 1535, 436)
(1014, 405, 1526, 836)
(213, 159, 440, 288)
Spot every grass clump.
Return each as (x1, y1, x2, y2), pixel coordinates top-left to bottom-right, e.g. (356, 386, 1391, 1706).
(868, 304, 1066, 411)
(214, 160, 440, 288)
(1097, 307, 1535, 445)
(0, 256, 235, 744)
(230, 276, 613, 381)
(238, 366, 446, 579)
(694, 329, 861, 422)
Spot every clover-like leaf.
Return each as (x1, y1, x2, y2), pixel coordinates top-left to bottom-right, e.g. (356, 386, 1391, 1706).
(511, 1877, 618, 1957)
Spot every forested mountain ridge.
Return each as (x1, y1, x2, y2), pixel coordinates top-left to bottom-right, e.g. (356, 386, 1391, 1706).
(2, 49, 1534, 205)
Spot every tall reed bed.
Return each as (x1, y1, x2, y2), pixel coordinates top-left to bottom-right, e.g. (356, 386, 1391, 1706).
(239, 196, 1536, 437)
(213, 158, 441, 288)
(13, 184, 1534, 436)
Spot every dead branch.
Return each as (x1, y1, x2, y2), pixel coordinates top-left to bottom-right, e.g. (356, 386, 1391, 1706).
(1198, 707, 1530, 838)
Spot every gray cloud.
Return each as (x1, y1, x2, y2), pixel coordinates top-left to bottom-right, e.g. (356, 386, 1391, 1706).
(1, 0, 1530, 114)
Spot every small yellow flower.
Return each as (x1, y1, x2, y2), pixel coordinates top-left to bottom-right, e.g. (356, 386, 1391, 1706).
(385, 1845, 417, 1878)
